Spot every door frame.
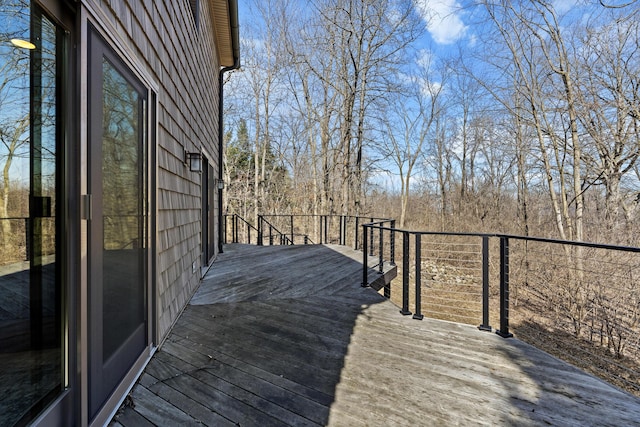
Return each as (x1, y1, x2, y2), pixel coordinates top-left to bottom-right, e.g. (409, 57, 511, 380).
(87, 24, 149, 418)
(202, 155, 210, 267)
(78, 7, 158, 426)
(22, 1, 77, 427)
(201, 148, 218, 271)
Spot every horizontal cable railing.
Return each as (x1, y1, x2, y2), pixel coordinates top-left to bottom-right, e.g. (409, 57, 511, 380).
(223, 213, 395, 253)
(259, 214, 393, 249)
(361, 222, 640, 397)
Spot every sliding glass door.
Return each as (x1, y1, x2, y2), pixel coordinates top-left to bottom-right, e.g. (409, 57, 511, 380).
(87, 27, 149, 418)
(0, 3, 67, 426)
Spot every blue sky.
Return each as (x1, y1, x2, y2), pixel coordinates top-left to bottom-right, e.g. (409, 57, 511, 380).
(235, 0, 598, 76)
(411, 0, 637, 51)
(411, 0, 589, 54)
(231, 0, 639, 193)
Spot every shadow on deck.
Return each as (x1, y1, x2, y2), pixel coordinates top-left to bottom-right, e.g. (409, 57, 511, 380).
(111, 244, 640, 426)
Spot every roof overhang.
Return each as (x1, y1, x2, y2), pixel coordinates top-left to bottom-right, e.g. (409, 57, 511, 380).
(210, 0, 240, 68)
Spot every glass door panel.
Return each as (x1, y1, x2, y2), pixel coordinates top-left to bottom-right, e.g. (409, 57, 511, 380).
(101, 59, 145, 363)
(88, 27, 148, 418)
(0, 4, 65, 426)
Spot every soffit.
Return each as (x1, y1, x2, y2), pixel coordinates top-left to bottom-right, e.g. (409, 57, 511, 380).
(209, 0, 236, 67)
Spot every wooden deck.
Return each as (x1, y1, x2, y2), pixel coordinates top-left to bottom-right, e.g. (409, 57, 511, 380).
(110, 244, 640, 426)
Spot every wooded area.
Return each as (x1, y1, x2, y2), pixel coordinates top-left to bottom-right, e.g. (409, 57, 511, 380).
(222, 0, 640, 246)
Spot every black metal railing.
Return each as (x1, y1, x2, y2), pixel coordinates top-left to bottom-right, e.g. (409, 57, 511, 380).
(361, 222, 640, 395)
(257, 215, 296, 245)
(224, 213, 395, 252)
(258, 214, 393, 249)
(225, 213, 395, 248)
(361, 218, 396, 297)
(223, 214, 260, 245)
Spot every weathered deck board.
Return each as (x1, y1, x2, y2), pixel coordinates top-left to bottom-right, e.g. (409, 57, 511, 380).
(111, 243, 640, 426)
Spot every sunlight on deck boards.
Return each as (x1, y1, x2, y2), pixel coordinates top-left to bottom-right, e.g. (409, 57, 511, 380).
(110, 244, 640, 427)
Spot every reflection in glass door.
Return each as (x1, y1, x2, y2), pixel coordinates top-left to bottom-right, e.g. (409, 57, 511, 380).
(0, 4, 65, 427)
(88, 28, 148, 418)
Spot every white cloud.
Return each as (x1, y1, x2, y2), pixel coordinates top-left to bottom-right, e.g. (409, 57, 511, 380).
(414, 0, 468, 45)
(395, 50, 444, 100)
(416, 49, 434, 71)
(552, 0, 579, 14)
(414, 49, 442, 98)
(467, 33, 477, 48)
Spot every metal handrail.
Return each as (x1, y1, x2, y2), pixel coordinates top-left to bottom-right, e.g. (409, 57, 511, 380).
(223, 214, 259, 244)
(224, 213, 396, 250)
(361, 225, 640, 253)
(259, 214, 393, 249)
(257, 215, 294, 246)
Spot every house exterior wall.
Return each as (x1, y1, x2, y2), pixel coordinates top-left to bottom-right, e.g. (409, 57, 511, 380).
(0, 1, 233, 425)
(81, 0, 227, 423)
(84, 0, 222, 341)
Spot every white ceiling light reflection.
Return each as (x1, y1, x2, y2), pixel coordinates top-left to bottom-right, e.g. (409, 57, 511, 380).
(10, 38, 36, 49)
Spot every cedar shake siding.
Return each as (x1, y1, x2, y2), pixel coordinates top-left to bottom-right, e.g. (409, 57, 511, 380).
(86, 0, 224, 340)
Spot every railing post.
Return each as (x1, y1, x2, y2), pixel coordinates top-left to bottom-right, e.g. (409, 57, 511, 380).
(390, 220, 396, 266)
(223, 215, 227, 244)
(343, 216, 348, 246)
(233, 215, 238, 243)
(478, 236, 492, 331)
(269, 225, 273, 246)
(354, 216, 359, 250)
(248, 227, 251, 245)
(369, 218, 374, 256)
(400, 231, 411, 315)
(324, 215, 328, 243)
(497, 237, 513, 338)
(362, 225, 369, 287)
(378, 224, 384, 274)
(413, 233, 423, 320)
(25, 218, 30, 261)
(339, 215, 344, 245)
(257, 215, 263, 246)
(290, 215, 294, 245)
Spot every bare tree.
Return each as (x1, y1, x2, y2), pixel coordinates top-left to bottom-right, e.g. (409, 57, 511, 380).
(0, 2, 31, 242)
(375, 52, 444, 227)
(423, 112, 454, 231)
(229, 0, 291, 222)
(576, 11, 640, 231)
(297, 0, 423, 215)
(447, 58, 484, 207)
(283, 5, 340, 216)
(478, 1, 585, 241)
